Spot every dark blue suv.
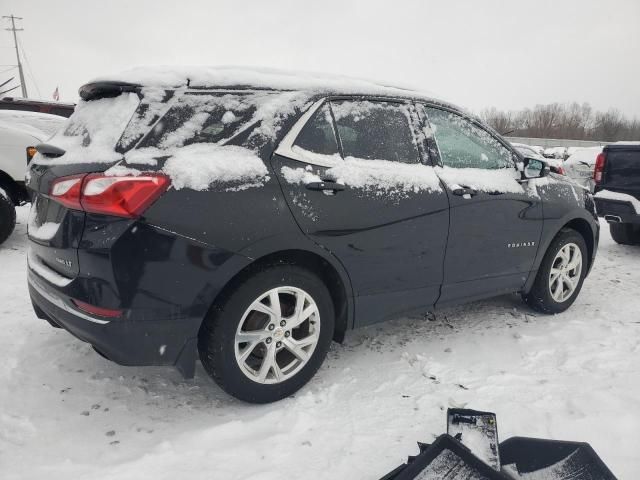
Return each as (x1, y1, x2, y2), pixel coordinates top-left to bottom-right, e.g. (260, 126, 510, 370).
(26, 67, 599, 403)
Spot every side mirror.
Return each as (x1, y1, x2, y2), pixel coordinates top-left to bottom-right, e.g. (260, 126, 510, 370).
(522, 157, 549, 179)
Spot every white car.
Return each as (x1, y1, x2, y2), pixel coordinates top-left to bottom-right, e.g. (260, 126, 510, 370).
(0, 111, 66, 244)
(511, 142, 564, 174)
(563, 146, 603, 192)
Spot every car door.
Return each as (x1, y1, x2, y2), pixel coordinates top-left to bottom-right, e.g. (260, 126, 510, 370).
(272, 98, 450, 326)
(419, 105, 544, 306)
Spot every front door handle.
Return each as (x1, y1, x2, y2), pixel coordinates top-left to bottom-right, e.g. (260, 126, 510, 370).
(452, 186, 478, 197)
(305, 181, 346, 193)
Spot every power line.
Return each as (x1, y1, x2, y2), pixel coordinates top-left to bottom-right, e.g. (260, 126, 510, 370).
(2, 14, 27, 98)
(0, 66, 17, 75)
(17, 35, 41, 98)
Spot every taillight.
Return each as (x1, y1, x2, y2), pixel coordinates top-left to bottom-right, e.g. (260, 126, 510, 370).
(50, 175, 85, 210)
(49, 173, 170, 218)
(594, 152, 606, 184)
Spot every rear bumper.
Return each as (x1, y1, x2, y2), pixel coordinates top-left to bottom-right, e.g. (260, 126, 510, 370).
(28, 270, 201, 375)
(594, 198, 640, 224)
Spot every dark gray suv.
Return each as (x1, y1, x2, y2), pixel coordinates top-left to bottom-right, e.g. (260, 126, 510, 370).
(27, 67, 599, 403)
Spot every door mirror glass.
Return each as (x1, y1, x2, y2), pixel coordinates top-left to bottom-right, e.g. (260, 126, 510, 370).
(523, 157, 548, 179)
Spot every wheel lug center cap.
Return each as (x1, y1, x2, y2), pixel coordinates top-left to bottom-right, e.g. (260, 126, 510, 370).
(273, 328, 285, 340)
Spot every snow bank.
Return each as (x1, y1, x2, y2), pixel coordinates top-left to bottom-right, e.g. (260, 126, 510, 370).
(282, 157, 442, 195)
(595, 189, 640, 213)
(435, 166, 523, 194)
(90, 65, 442, 102)
(2, 206, 639, 478)
(160, 144, 269, 190)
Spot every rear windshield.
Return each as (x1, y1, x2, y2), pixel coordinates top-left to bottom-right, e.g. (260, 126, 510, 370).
(48, 93, 140, 163)
(607, 150, 640, 186)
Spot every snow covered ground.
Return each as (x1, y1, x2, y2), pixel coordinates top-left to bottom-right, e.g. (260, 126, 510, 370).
(1, 205, 638, 479)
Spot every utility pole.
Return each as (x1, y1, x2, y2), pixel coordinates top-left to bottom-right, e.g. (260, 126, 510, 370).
(3, 14, 28, 98)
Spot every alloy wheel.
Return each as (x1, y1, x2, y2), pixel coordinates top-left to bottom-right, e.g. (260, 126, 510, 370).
(234, 286, 320, 384)
(548, 242, 582, 303)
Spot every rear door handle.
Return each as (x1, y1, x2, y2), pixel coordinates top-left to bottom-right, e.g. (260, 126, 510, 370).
(452, 186, 478, 197)
(305, 181, 346, 193)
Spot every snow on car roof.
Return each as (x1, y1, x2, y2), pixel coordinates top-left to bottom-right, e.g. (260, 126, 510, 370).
(89, 65, 452, 104)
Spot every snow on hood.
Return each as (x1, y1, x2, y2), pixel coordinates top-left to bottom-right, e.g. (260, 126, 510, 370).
(89, 65, 445, 103)
(0, 110, 66, 137)
(564, 146, 603, 167)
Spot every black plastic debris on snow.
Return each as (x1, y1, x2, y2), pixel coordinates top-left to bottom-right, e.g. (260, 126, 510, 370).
(380, 408, 617, 480)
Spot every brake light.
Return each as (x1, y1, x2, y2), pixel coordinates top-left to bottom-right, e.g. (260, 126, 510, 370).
(50, 175, 85, 210)
(594, 152, 606, 184)
(72, 299, 122, 318)
(49, 173, 170, 218)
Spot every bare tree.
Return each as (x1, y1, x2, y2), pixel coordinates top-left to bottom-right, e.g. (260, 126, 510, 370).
(480, 102, 640, 141)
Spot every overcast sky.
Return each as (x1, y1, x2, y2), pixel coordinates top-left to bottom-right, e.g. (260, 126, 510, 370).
(1, 0, 639, 117)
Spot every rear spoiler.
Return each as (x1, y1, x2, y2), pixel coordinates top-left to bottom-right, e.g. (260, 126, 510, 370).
(78, 81, 141, 101)
(35, 143, 66, 158)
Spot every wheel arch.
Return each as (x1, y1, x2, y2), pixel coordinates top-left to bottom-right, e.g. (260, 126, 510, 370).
(524, 214, 598, 294)
(204, 248, 353, 343)
(0, 169, 22, 204)
(563, 217, 596, 270)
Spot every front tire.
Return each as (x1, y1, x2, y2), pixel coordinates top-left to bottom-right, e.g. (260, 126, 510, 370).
(609, 223, 640, 245)
(0, 190, 16, 245)
(522, 229, 588, 314)
(198, 264, 334, 403)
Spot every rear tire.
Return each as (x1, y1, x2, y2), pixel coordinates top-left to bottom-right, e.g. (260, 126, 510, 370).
(198, 264, 334, 403)
(609, 223, 640, 245)
(0, 190, 16, 245)
(522, 229, 588, 314)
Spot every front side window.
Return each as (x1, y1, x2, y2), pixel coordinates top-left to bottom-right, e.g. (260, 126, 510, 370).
(424, 107, 513, 170)
(331, 100, 420, 164)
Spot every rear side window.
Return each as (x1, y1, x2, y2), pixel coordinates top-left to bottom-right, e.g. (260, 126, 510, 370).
(293, 103, 339, 156)
(331, 100, 419, 164)
(424, 107, 513, 170)
(137, 92, 257, 149)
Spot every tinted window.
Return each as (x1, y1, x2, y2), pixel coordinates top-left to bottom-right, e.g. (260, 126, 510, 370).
(424, 107, 513, 169)
(293, 103, 339, 156)
(331, 100, 419, 163)
(138, 92, 257, 149)
(606, 150, 640, 186)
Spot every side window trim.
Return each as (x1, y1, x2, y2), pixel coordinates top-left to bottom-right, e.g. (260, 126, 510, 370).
(274, 98, 341, 168)
(411, 102, 440, 167)
(420, 103, 518, 170)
